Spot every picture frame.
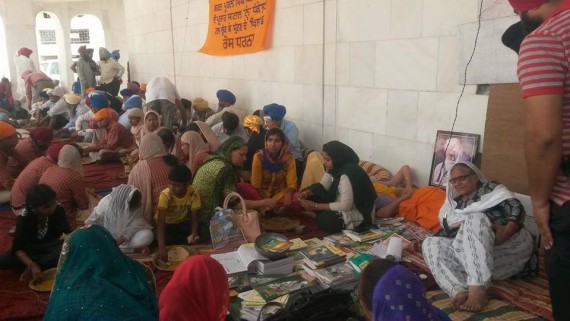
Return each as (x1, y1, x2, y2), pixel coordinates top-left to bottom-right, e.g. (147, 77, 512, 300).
(429, 130, 480, 189)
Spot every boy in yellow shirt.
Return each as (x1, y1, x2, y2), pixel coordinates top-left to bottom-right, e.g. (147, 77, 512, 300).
(156, 165, 202, 262)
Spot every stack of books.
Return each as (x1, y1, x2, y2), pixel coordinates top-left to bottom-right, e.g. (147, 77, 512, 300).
(255, 256, 295, 275)
(300, 243, 346, 269)
(303, 262, 357, 290)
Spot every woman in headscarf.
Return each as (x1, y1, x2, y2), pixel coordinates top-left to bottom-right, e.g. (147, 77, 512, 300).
(159, 255, 229, 321)
(422, 162, 533, 312)
(128, 134, 176, 223)
(180, 131, 211, 175)
(298, 141, 377, 233)
(142, 110, 161, 137)
(193, 137, 275, 239)
(190, 98, 215, 122)
(358, 259, 449, 321)
(128, 108, 145, 146)
(85, 184, 153, 253)
(0, 184, 70, 284)
(245, 128, 302, 214)
(39, 145, 88, 228)
(44, 225, 158, 321)
(194, 121, 220, 151)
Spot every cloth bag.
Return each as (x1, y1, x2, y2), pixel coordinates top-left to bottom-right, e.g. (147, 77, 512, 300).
(223, 192, 261, 243)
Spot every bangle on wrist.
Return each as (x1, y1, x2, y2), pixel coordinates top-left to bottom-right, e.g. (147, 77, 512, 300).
(314, 203, 318, 210)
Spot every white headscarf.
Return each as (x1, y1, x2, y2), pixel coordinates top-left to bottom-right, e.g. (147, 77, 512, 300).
(58, 145, 83, 176)
(438, 161, 515, 228)
(86, 184, 152, 240)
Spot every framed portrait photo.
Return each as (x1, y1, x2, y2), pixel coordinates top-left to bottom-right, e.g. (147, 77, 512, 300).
(429, 130, 480, 189)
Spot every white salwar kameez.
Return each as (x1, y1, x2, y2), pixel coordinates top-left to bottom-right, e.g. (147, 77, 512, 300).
(422, 161, 533, 298)
(423, 213, 533, 297)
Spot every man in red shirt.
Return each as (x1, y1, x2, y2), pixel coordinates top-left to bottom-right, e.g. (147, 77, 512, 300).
(21, 70, 54, 106)
(83, 108, 134, 154)
(509, 0, 570, 319)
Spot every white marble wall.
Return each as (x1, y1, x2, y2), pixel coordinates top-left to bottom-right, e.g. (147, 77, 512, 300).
(124, 0, 517, 186)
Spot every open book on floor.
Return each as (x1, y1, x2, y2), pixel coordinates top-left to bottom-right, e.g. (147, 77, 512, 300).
(211, 243, 294, 276)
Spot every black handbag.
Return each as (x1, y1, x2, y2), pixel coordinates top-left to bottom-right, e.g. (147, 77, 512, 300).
(260, 287, 358, 321)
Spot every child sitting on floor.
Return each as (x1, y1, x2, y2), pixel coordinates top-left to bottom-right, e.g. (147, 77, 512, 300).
(0, 184, 70, 283)
(156, 165, 202, 263)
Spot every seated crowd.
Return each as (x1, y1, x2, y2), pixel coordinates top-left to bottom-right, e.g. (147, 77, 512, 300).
(0, 72, 535, 320)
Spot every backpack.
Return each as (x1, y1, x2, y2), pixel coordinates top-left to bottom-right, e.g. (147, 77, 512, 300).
(262, 287, 358, 321)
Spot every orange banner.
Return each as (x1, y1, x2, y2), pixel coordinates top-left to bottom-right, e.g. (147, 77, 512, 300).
(199, 0, 275, 56)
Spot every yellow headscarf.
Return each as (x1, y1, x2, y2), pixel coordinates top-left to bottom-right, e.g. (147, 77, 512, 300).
(243, 115, 263, 134)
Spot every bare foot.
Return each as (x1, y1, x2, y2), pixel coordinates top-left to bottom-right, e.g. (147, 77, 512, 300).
(460, 285, 488, 312)
(451, 291, 468, 309)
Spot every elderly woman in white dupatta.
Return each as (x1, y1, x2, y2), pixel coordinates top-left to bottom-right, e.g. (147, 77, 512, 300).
(127, 134, 174, 224)
(84, 184, 153, 253)
(422, 162, 533, 313)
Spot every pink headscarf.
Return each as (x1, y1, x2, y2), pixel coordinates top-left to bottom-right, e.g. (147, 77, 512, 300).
(181, 131, 210, 173)
(159, 255, 229, 321)
(127, 134, 166, 223)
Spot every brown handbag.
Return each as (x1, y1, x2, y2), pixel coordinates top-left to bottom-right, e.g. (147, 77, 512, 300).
(223, 192, 261, 243)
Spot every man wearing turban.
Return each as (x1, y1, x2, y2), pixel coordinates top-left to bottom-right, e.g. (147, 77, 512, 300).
(72, 45, 96, 96)
(13, 47, 36, 100)
(205, 89, 245, 126)
(189, 98, 215, 122)
(98, 47, 125, 96)
(38, 87, 70, 130)
(0, 121, 18, 203)
(82, 108, 134, 154)
(7, 127, 54, 177)
(508, 0, 570, 319)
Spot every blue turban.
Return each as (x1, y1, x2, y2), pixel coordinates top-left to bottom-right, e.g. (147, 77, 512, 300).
(263, 103, 286, 121)
(216, 89, 236, 105)
(120, 88, 134, 97)
(39, 92, 50, 99)
(88, 91, 110, 108)
(72, 81, 81, 94)
(124, 95, 142, 109)
(111, 49, 120, 60)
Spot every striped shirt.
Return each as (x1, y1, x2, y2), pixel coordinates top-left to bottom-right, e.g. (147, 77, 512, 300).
(518, 1, 570, 206)
(10, 156, 55, 209)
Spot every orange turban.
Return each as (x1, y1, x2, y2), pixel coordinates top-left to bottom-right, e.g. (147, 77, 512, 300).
(94, 108, 112, 121)
(243, 115, 263, 134)
(0, 121, 17, 140)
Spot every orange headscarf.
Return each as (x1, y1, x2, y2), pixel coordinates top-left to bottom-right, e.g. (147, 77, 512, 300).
(0, 121, 16, 140)
(159, 255, 229, 321)
(243, 115, 263, 134)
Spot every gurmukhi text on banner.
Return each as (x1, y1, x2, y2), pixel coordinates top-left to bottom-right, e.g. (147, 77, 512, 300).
(199, 0, 275, 56)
